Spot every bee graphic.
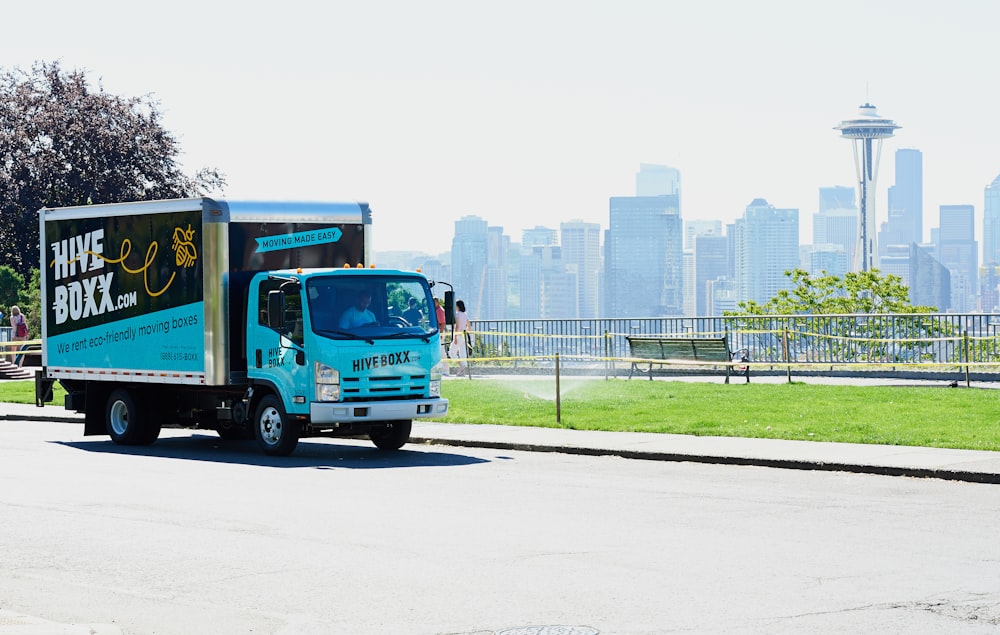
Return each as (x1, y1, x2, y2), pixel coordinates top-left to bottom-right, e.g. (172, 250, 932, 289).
(173, 225, 198, 268)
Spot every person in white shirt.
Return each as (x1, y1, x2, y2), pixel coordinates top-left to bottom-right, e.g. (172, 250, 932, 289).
(339, 290, 377, 329)
(449, 299, 470, 375)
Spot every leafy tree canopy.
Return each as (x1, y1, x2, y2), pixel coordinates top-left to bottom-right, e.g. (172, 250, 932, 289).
(0, 61, 225, 278)
(728, 268, 938, 315)
(0, 265, 25, 317)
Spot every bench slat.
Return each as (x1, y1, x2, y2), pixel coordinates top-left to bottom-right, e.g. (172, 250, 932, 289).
(625, 336, 749, 383)
(628, 337, 730, 361)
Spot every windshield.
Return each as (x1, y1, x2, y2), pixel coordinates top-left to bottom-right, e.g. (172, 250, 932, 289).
(306, 275, 439, 339)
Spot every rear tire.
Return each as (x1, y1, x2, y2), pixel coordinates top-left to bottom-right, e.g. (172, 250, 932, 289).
(106, 388, 156, 445)
(369, 419, 412, 451)
(254, 394, 299, 456)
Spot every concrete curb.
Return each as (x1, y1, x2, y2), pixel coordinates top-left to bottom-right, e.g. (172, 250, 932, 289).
(410, 436, 1000, 484)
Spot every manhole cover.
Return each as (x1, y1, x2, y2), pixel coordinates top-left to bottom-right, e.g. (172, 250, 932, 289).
(495, 627, 599, 635)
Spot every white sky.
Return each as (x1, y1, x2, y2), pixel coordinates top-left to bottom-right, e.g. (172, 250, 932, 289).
(5, 0, 1000, 257)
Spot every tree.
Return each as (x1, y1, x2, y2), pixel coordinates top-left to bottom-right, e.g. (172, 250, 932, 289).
(0, 61, 225, 278)
(17, 268, 42, 338)
(0, 265, 25, 317)
(732, 268, 937, 316)
(727, 268, 942, 363)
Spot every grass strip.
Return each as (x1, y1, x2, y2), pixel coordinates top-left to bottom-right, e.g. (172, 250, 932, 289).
(2, 378, 997, 451)
(433, 378, 1000, 451)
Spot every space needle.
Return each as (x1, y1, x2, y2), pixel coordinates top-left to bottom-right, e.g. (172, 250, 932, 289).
(834, 103, 900, 272)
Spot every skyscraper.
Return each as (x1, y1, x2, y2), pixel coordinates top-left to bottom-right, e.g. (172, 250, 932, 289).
(810, 244, 849, 278)
(981, 175, 1000, 309)
(519, 246, 577, 319)
(604, 195, 683, 317)
(451, 216, 509, 319)
(983, 175, 1000, 266)
(881, 148, 923, 253)
(910, 244, 950, 311)
(684, 220, 722, 316)
(560, 220, 602, 318)
(522, 226, 558, 249)
(835, 103, 900, 272)
(818, 186, 856, 213)
(734, 199, 799, 305)
(814, 186, 858, 268)
(694, 234, 729, 316)
(450, 215, 488, 318)
(483, 227, 510, 319)
(635, 163, 680, 198)
(684, 220, 722, 250)
(937, 204, 978, 312)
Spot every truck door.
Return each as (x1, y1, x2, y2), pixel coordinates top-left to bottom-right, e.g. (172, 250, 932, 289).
(248, 278, 311, 415)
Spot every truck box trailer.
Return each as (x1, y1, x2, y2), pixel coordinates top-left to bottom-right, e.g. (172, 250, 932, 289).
(36, 197, 448, 455)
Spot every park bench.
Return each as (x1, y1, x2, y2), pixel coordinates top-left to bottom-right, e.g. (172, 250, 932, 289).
(626, 336, 749, 383)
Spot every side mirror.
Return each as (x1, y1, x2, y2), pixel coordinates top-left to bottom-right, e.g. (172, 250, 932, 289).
(267, 290, 285, 329)
(444, 290, 455, 325)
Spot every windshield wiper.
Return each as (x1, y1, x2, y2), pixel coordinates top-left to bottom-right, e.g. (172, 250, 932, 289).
(381, 331, 432, 343)
(316, 329, 375, 345)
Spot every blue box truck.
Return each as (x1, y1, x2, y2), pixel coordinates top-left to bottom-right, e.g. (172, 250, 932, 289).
(36, 197, 449, 455)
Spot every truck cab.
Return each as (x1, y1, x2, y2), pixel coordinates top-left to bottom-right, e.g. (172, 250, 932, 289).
(245, 268, 448, 455)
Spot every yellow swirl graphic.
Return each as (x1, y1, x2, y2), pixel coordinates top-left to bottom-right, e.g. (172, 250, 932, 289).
(49, 225, 198, 298)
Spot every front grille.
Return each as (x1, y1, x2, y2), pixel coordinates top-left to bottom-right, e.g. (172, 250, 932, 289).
(340, 374, 427, 400)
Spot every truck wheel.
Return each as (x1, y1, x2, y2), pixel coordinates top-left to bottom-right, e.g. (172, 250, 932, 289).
(106, 388, 153, 445)
(254, 395, 299, 456)
(140, 414, 162, 445)
(369, 419, 412, 451)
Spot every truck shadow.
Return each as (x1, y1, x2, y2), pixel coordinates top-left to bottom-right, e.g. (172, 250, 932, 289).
(55, 434, 490, 469)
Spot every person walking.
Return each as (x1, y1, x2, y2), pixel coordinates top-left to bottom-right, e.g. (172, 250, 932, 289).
(9, 305, 28, 365)
(449, 300, 470, 376)
(434, 298, 450, 376)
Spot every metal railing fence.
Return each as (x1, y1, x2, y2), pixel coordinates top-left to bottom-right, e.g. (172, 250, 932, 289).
(468, 313, 1000, 372)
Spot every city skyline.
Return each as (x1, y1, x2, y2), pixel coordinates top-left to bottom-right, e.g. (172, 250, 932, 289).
(5, 1, 1000, 257)
(385, 161, 991, 319)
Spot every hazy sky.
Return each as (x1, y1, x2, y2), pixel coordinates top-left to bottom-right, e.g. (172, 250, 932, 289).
(6, 0, 1000, 257)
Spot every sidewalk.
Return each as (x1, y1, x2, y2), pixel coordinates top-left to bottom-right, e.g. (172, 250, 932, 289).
(4, 402, 1000, 484)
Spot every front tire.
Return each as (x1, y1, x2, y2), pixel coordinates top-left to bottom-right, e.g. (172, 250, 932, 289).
(106, 388, 156, 445)
(254, 395, 299, 456)
(369, 419, 412, 451)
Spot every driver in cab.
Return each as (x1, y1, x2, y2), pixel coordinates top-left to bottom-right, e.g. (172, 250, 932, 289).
(339, 290, 377, 329)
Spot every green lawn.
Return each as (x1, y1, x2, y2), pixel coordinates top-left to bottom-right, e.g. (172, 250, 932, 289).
(0, 380, 65, 406)
(4, 378, 998, 451)
(431, 378, 1000, 451)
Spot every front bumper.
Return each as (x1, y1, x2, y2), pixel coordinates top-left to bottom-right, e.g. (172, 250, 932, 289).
(309, 398, 449, 424)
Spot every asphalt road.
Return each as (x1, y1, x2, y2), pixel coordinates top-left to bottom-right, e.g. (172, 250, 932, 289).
(2, 418, 1000, 634)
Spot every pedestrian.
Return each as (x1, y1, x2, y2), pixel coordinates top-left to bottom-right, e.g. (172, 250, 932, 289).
(434, 297, 446, 328)
(10, 305, 28, 365)
(434, 298, 450, 376)
(449, 299, 470, 376)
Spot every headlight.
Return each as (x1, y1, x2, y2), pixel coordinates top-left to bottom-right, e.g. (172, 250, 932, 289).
(315, 362, 341, 402)
(317, 384, 340, 402)
(315, 362, 339, 384)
